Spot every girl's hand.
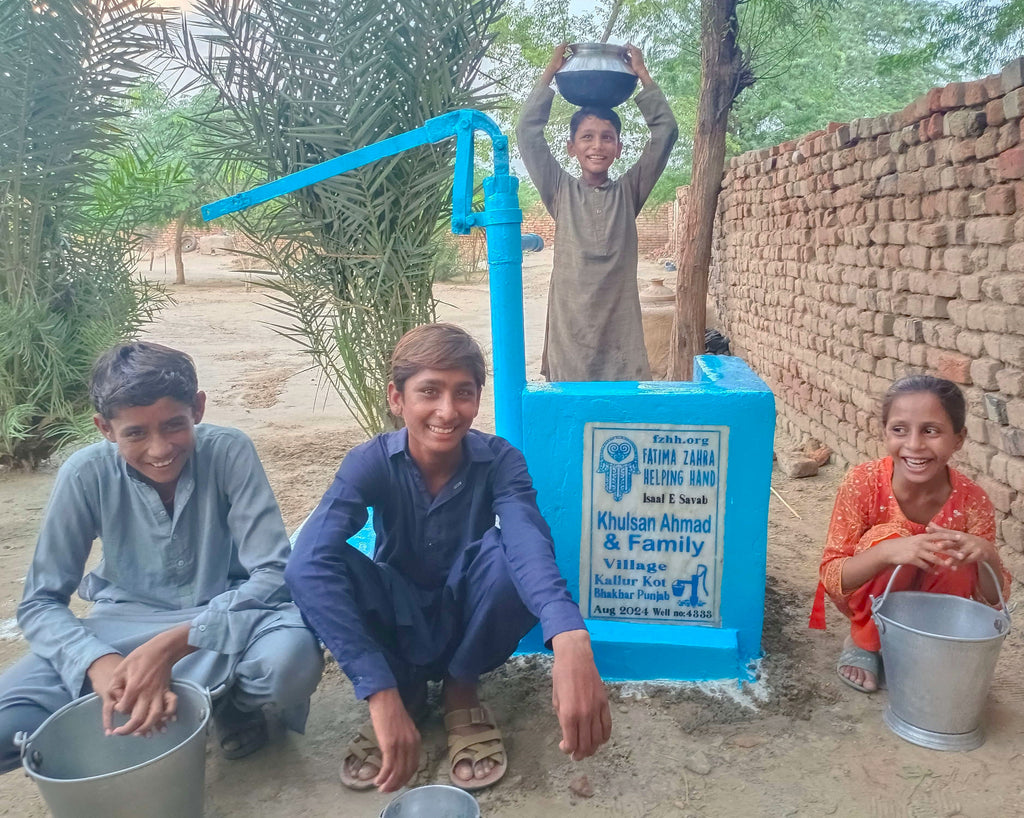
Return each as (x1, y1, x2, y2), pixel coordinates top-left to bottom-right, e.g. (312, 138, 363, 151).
(925, 523, 998, 567)
(877, 532, 960, 572)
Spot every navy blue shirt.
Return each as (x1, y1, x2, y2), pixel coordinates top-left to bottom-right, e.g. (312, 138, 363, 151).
(287, 428, 585, 699)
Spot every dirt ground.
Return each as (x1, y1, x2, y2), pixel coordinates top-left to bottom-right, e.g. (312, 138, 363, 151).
(1, 249, 1022, 817)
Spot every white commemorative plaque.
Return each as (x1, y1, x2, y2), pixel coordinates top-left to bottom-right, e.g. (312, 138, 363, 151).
(580, 422, 728, 626)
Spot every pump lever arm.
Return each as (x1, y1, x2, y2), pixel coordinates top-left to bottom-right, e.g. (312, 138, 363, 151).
(201, 109, 508, 225)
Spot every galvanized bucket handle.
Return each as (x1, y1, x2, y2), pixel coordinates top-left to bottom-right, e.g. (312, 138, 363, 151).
(871, 560, 1011, 631)
(12, 680, 214, 776)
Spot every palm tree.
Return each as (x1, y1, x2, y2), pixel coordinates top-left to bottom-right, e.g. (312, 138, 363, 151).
(181, 0, 505, 435)
(0, 0, 171, 465)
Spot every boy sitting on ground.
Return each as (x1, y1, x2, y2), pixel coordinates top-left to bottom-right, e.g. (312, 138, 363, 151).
(0, 342, 323, 773)
(286, 323, 611, 793)
(516, 43, 678, 382)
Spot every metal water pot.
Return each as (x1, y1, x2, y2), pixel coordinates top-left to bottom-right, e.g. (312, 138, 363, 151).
(554, 42, 638, 108)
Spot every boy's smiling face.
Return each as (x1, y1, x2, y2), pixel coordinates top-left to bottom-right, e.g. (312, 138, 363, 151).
(567, 114, 622, 184)
(95, 394, 206, 495)
(388, 367, 480, 467)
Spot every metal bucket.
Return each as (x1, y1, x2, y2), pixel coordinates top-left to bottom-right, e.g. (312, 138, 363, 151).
(381, 784, 481, 818)
(871, 562, 1011, 751)
(554, 43, 638, 108)
(15, 679, 211, 818)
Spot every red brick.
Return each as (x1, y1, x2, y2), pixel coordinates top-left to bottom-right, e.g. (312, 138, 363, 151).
(939, 82, 967, 110)
(985, 184, 1017, 214)
(1008, 457, 1024, 493)
(976, 129, 1000, 159)
(944, 109, 986, 138)
(952, 139, 977, 163)
(970, 357, 1003, 389)
(998, 121, 1021, 152)
(934, 350, 973, 383)
(997, 367, 1024, 395)
(1002, 335, 1024, 367)
(1004, 87, 1024, 120)
(977, 476, 1015, 512)
(917, 222, 948, 246)
(997, 147, 1024, 179)
(947, 190, 970, 217)
(1001, 519, 1024, 553)
(902, 96, 931, 125)
(964, 78, 990, 106)
(967, 216, 1015, 243)
(986, 97, 1007, 127)
(1003, 57, 1024, 94)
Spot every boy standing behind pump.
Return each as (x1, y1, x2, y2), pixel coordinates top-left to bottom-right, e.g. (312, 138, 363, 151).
(517, 43, 678, 382)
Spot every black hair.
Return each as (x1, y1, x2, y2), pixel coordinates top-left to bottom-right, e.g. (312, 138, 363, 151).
(391, 323, 486, 392)
(90, 342, 199, 419)
(569, 106, 622, 140)
(881, 374, 966, 432)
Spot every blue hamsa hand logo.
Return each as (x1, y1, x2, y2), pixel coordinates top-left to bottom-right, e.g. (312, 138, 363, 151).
(597, 435, 639, 501)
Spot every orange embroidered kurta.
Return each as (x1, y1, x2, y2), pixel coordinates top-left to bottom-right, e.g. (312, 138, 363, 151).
(810, 457, 1011, 650)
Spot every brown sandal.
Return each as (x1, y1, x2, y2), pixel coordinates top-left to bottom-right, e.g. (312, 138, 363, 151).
(339, 720, 382, 791)
(444, 705, 508, 791)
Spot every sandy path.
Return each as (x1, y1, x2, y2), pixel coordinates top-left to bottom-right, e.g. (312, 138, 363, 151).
(0, 250, 1022, 817)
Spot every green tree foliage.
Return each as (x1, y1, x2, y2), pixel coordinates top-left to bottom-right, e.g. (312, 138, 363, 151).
(901, 0, 1024, 76)
(731, 0, 959, 152)
(0, 0, 172, 466)
(182, 0, 506, 435)
(111, 81, 261, 283)
(493, 0, 969, 204)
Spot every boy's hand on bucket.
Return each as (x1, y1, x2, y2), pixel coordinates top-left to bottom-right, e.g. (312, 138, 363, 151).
(541, 42, 569, 84)
(89, 623, 195, 737)
(624, 44, 652, 85)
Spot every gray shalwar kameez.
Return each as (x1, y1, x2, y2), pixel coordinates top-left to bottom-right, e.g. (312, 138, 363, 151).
(0, 424, 323, 773)
(517, 82, 678, 381)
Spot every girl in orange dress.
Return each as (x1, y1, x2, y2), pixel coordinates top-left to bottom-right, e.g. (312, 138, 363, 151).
(810, 375, 1011, 692)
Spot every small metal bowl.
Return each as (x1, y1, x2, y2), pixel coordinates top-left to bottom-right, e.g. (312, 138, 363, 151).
(555, 42, 638, 108)
(380, 784, 481, 818)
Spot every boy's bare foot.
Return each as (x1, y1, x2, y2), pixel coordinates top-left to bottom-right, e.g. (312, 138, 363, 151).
(443, 677, 507, 788)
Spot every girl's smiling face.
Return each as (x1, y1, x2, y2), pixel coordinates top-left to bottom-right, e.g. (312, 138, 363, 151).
(884, 391, 965, 488)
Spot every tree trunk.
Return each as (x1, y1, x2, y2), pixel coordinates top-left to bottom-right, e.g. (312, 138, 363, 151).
(669, 0, 745, 380)
(173, 214, 187, 285)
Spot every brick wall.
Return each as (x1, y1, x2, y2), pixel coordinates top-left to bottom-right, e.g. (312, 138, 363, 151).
(520, 201, 675, 259)
(709, 57, 1024, 574)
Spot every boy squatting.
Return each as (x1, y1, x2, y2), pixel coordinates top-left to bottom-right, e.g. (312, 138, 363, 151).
(0, 343, 323, 772)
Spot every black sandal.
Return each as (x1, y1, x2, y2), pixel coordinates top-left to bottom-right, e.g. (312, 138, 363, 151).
(214, 699, 269, 760)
